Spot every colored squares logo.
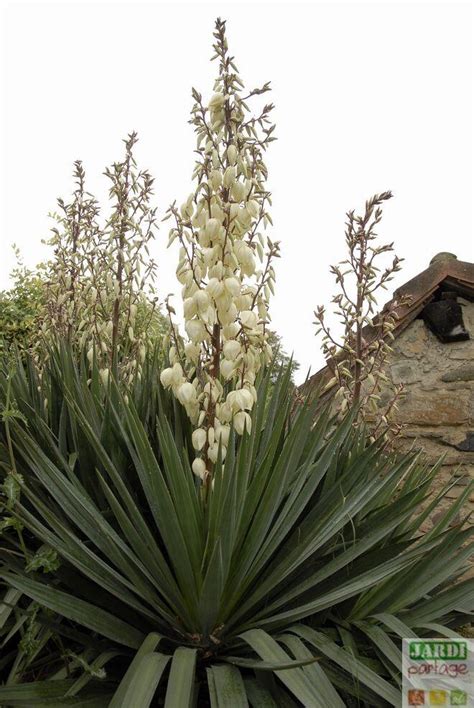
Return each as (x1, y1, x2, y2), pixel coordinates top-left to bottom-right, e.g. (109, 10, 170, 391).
(407, 689, 470, 706)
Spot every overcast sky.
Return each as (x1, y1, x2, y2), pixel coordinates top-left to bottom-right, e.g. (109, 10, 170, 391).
(1, 0, 473, 382)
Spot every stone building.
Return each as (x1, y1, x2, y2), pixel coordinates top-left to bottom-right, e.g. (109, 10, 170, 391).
(304, 252, 474, 515)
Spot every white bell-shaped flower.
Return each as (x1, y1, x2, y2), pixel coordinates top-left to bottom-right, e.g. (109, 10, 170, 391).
(240, 310, 258, 329)
(192, 428, 207, 451)
(192, 457, 207, 480)
(177, 382, 197, 405)
(234, 411, 252, 435)
(208, 92, 225, 110)
(221, 359, 235, 380)
(224, 277, 240, 297)
(223, 166, 237, 188)
(223, 340, 241, 360)
(185, 319, 206, 342)
(227, 144, 238, 165)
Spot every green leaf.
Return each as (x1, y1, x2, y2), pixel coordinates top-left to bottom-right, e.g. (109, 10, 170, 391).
(109, 633, 163, 708)
(224, 655, 320, 671)
(288, 625, 401, 706)
(0, 680, 80, 704)
(109, 652, 169, 708)
(239, 629, 321, 706)
(1, 572, 144, 649)
(278, 634, 345, 707)
(207, 664, 248, 708)
(243, 678, 278, 707)
(164, 647, 197, 708)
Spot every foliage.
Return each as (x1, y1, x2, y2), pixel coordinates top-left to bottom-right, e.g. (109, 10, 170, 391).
(314, 192, 409, 438)
(0, 346, 472, 706)
(0, 213, 169, 366)
(162, 18, 279, 489)
(0, 248, 45, 356)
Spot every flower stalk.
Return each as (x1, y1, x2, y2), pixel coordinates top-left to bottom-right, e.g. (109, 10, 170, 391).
(162, 18, 279, 488)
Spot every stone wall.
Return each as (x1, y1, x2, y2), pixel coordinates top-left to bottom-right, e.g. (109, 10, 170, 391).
(388, 297, 474, 520)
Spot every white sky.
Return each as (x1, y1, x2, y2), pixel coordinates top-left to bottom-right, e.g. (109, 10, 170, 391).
(1, 0, 473, 382)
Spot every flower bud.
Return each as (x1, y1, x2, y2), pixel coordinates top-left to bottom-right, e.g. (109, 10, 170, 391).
(234, 293, 252, 311)
(223, 322, 240, 339)
(227, 144, 238, 165)
(180, 201, 193, 219)
(211, 203, 225, 223)
(227, 388, 253, 413)
(219, 402, 232, 423)
(177, 382, 196, 405)
(221, 359, 235, 380)
(207, 278, 225, 300)
(208, 426, 215, 447)
(208, 443, 227, 463)
(192, 428, 207, 451)
(209, 262, 224, 279)
(210, 170, 222, 190)
(219, 303, 238, 325)
(183, 297, 197, 319)
(237, 208, 252, 229)
(203, 247, 217, 267)
(208, 92, 225, 110)
(205, 218, 221, 240)
(185, 319, 206, 342)
(229, 203, 240, 221)
(160, 364, 183, 388)
(231, 181, 246, 202)
(224, 277, 240, 297)
(160, 366, 176, 389)
(216, 424, 231, 446)
(247, 199, 260, 218)
(234, 411, 252, 435)
(240, 310, 258, 329)
(198, 229, 211, 248)
(223, 340, 241, 360)
(193, 290, 210, 312)
(172, 362, 184, 381)
(184, 342, 200, 362)
(223, 166, 237, 188)
(192, 458, 206, 480)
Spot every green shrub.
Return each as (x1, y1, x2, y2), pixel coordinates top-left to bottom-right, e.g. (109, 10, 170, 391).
(0, 348, 472, 706)
(0, 251, 45, 356)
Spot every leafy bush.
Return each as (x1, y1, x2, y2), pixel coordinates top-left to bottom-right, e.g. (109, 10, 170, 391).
(0, 250, 45, 356)
(0, 348, 472, 706)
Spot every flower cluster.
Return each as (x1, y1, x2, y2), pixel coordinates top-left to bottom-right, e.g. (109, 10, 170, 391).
(314, 192, 409, 440)
(161, 18, 279, 485)
(43, 134, 161, 384)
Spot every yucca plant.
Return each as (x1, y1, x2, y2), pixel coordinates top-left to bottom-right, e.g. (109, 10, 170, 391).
(0, 347, 472, 707)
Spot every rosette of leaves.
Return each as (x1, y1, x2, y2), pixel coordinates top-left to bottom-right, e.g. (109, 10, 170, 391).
(0, 348, 472, 707)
